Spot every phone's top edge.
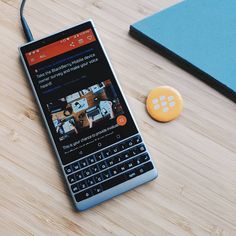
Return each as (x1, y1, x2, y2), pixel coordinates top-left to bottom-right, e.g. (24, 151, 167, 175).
(18, 19, 95, 51)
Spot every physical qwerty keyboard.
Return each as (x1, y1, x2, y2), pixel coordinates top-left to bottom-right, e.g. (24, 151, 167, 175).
(64, 134, 154, 202)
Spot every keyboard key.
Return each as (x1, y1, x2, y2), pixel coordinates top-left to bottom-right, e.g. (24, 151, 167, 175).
(94, 174, 103, 183)
(71, 183, 79, 193)
(142, 153, 150, 162)
(68, 174, 76, 184)
(87, 155, 96, 165)
(123, 151, 130, 160)
(137, 144, 146, 153)
(101, 170, 111, 180)
(126, 139, 134, 148)
(94, 152, 103, 161)
(78, 181, 87, 190)
(142, 161, 154, 172)
(64, 166, 73, 175)
(127, 161, 134, 169)
(79, 159, 88, 168)
(117, 163, 126, 172)
(125, 169, 138, 180)
(75, 189, 93, 202)
(98, 161, 107, 170)
(103, 149, 111, 158)
(101, 174, 126, 191)
(110, 167, 119, 176)
(75, 171, 83, 181)
(130, 147, 138, 157)
(90, 164, 99, 174)
(136, 166, 145, 175)
(118, 143, 126, 151)
(110, 145, 119, 155)
(83, 167, 92, 177)
(114, 155, 123, 163)
(92, 185, 103, 195)
(133, 135, 142, 144)
(71, 162, 80, 172)
(107, 157, 115, 167)
(86, 177, 95, 187)
(135, 156, 143, 165)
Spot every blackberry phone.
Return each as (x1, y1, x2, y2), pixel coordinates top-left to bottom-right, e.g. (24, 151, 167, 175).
(19, 20, 158, 211)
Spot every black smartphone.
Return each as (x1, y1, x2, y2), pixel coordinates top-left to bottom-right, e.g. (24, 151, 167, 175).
(19, 20, 157, 211)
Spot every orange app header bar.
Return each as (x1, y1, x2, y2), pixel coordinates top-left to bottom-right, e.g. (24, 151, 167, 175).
(25, 28, 96, 66)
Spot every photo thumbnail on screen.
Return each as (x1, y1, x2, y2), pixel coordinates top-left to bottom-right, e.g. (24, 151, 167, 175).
(47, 79, 124, 141)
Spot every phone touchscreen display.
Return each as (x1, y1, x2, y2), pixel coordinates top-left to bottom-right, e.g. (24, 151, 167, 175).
(21, 22, 138, 165)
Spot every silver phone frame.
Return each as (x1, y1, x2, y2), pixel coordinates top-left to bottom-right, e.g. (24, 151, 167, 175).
(19, 19, 158, 211)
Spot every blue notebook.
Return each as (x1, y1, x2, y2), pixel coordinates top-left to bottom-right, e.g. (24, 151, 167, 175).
(130, 0, 236, 101)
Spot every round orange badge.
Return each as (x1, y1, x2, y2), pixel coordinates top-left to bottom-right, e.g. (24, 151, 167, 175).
(117, 115, 127, 126)
(146, 86, 183, 122)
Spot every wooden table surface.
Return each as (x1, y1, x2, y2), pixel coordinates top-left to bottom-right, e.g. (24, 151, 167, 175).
(0, 0, 236, 235)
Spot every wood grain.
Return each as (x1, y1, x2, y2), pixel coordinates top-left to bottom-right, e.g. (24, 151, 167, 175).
(0, 0, 236, 235)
